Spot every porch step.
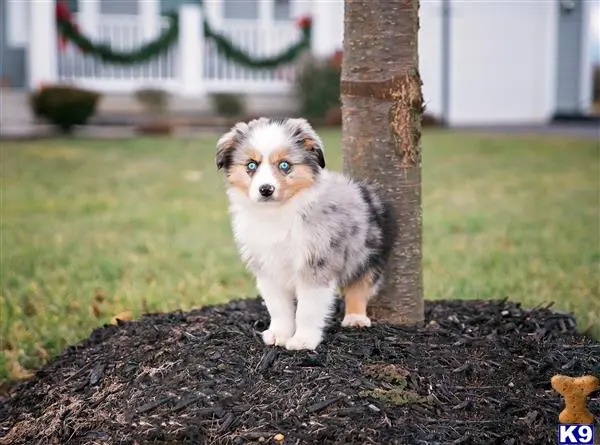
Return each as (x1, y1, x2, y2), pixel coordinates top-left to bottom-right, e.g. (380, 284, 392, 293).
(96, 92, 297, 119)
(0, 89, 38, 138)
(0, 89, 298, 138)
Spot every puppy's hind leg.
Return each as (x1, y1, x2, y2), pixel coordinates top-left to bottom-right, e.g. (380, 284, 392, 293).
(257, 276, 296, 346)
(341, 272, 374, 328)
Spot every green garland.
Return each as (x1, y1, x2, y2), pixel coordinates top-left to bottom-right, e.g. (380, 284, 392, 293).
(56, 11, 311, 69)
(57, 13, 180, 64)
(203, 19, 311, 69)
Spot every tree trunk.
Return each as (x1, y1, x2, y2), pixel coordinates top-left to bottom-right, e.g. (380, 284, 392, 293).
(340, 0, 424, 325)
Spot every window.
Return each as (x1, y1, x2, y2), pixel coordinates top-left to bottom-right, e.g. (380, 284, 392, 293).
(160, 0, 197, 15)
(6, 0, 28, 47)
(66, 0, 79, 13)
(274, 0, 291, 21)
(223, 0, 259, 20)
(100, 0, 139, 15)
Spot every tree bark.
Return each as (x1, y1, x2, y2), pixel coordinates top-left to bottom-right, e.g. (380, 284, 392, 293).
(341, 0, 424, 325)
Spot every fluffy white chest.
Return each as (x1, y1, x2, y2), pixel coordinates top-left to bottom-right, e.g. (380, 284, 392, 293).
(230, 206, 308, 282)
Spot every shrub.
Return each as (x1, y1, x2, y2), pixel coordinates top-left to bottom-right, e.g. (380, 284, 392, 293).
(29, 85, 101, 133)
(210, 93, 246, 117)
(422, 112, 443, 128)
(136, 121, 174, 135)
(134, 88, 170, 115)
(295, 51, 341, 121)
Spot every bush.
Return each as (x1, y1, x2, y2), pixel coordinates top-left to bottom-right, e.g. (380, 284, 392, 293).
(294, 50, 443, 127)
(422, 112, 443, 128)
(210, 93, 246, 117)
(136, 120, 174, 135)
(29, 85, 101, 133)
(295, 51, 341, 121)
(134, 88, 170, 115)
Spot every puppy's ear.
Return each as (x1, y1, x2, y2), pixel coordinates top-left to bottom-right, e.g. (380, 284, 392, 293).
(285, 118, 326, 168)
(216, 122, 249, 170)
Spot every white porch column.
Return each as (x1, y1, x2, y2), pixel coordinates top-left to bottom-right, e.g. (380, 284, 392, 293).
(28, 0, 58, 89)
(178, 4, 204, 96)
(259, 0, 275, 27)
(139, 0, 160, 40)
(204, 0, 224, 27)
(310, 0, 344, 59)
(259, 0, 275, 54)
(79, 0, 100, 38)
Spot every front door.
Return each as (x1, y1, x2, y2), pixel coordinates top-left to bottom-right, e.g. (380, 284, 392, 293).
(555, 0, 586, 115)
(0, 0, 27, 88)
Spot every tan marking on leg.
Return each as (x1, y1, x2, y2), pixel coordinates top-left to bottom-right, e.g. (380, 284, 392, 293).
(341, 272, 373, 328)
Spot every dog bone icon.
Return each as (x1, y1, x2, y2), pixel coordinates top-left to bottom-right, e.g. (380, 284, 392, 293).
(551, 374, 599, 424)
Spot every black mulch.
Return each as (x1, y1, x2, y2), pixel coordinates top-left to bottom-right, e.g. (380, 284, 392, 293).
(1, 298, 598, 445)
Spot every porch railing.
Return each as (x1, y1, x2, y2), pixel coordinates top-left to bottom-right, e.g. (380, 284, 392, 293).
(57, 7, 300, 94)
(58, 15, 177, 90)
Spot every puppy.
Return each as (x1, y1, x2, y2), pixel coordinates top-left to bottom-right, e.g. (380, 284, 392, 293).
(216, 117, 396, 350)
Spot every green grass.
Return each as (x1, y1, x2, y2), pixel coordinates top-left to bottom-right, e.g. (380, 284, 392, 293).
(1, 130, 598, 382)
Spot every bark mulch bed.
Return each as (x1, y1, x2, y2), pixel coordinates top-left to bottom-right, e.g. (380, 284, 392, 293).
(1, 298, 598, 445)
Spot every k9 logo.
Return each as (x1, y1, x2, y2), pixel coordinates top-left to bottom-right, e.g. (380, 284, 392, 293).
(558, 424, 595, 445)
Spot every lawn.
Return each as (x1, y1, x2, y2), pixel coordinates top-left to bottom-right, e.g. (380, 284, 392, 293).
(1, 130, 598, 382)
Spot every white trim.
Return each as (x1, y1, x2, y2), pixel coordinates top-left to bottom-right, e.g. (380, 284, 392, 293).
(139, 0, 160, 40)
(178, 4, 205, 96)
(260, 0, 276, 25)
(28, 0, 58, 89)
(578, 0, 594, 113)
(260, 0, 276, 54)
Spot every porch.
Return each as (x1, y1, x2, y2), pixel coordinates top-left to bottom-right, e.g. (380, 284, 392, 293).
(17, 0, 343, 96)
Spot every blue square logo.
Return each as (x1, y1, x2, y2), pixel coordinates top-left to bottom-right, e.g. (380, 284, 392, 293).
(558, 424, 595, 444)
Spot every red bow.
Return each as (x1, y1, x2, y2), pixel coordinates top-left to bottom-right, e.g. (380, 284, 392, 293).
(297, 15, 312, 30)
(56, 0, 79, 51)
(330, 50, 343, 69)
(56, 0, 71, 22)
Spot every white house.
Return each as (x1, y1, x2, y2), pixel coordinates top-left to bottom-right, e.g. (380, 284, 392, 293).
(0, 0, 597, 126)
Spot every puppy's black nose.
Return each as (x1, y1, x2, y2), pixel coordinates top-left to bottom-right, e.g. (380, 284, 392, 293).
(259, 184, 275, 197)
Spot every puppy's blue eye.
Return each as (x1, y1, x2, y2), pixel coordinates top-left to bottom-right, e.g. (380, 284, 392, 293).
(278, 161, 291, 173)
(247, 161, 258, 171)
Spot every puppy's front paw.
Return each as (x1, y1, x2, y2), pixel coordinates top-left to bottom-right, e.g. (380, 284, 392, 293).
(262, 327, 293, 346)
(285, 332, 322, 351)
(341, 313, 372, 328)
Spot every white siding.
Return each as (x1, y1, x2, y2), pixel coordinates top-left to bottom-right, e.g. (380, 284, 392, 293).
(419, 0, 443, 118)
